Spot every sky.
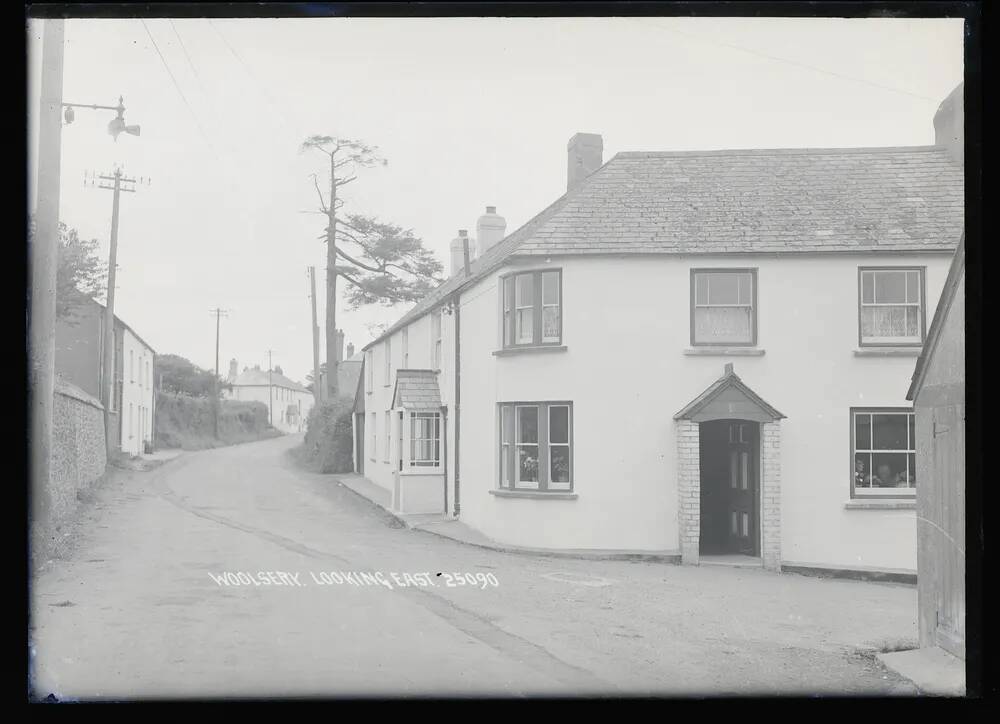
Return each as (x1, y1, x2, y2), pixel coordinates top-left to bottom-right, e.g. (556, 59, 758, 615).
(27, 16, 964, 384)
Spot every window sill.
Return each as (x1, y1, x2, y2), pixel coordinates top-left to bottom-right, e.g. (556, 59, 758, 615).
(844, 499, 915, 510)
(684, 347, 765, 356)
(853, 347, 922, 358)
(400, 468, 443, 476)
(493, 345, 568, 357)
(490, 489, 578, 500)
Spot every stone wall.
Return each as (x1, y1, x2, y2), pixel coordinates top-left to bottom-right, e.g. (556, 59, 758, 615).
(48, 378, 107, 534)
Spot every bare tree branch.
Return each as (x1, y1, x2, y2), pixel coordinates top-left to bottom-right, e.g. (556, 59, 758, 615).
(333, 175, 358, 188)
(310, 174, 328, 214)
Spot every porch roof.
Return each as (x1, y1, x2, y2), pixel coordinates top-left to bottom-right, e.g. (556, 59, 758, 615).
(391, 369, 442, 411)
(674, 363, 785, 422)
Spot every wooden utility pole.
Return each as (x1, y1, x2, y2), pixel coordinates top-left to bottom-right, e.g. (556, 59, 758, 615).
(29, 17, 64, 534)
(210, 308, 229, 439)
(309, 266, 322, 405)
(325, 151, 339, 401)
(91, 167, 138, 457)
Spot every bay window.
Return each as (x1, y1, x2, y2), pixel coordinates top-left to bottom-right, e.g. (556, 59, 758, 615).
(410, 412, 441, 467)
(501, 270, 562, 348)
(851, 408, 916, 497)
(498, 402, 573, 491)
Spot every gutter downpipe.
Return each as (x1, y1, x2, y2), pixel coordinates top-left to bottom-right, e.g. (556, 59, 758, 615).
(454, 295, 461, 517)
(454, 238, 470, 517)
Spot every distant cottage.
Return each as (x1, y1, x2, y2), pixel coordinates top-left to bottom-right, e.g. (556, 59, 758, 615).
(354, 84, 964, 577)
(54, 297, 157, 457)
(225, 361, 314, 434)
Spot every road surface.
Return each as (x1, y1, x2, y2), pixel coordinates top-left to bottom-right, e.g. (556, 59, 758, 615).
(30, 434, 920, 699)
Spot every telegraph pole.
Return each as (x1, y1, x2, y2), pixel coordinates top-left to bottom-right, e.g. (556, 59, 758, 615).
(88, 167, 140, 457)
(210, 308, 229, 439)
(29, 17, 64, 535)
(309, 266, 321, 405)
(266, 349, 275, 425)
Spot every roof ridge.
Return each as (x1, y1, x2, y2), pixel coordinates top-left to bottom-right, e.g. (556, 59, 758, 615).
(614, 145, 945, 159)
(362, 155, 619, 351)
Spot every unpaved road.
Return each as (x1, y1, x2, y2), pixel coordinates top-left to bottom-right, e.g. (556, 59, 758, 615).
(30, 434, 920, 699)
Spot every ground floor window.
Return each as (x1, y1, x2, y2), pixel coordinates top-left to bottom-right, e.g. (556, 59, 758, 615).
(384, 411, 391, 463)
(851, 408, 916, 497)
(410, 412, 441, 467)
(498, 402, 573, 491)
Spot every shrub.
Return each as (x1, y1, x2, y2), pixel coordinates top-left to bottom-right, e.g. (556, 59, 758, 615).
(154, 391, 278, 450)
(301, 397, 355, 473)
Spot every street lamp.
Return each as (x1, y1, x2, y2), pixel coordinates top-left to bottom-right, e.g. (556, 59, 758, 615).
(62, 95, 140, 141)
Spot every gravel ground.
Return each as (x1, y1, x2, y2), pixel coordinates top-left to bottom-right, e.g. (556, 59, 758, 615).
(30, 434, 920, 699)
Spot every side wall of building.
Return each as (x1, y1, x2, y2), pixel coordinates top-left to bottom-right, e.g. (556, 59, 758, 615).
(915, 271, 965, 654)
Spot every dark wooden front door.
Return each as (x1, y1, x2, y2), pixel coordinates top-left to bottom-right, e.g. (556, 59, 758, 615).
(726, 421, 759, 556)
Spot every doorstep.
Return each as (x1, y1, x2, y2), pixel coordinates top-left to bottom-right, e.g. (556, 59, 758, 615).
(877, 647, 966, 696)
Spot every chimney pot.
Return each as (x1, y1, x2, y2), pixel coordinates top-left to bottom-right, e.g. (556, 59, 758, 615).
(459, 229, 468, 237)
(476, 205, 507, 257)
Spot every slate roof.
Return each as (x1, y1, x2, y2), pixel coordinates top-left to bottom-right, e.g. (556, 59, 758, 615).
(365, 144, 963, 351)
(907, 233, 965, 401)
(391, 370, 442, 411)
(230, 369, 311, 394)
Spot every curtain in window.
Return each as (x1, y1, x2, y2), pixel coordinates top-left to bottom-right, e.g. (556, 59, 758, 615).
(694, 306, 752, 343)
(861, 306, 919, 339)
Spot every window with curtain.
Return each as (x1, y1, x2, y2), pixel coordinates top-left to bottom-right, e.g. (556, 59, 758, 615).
(501, 270, 562, 348)
(498, 402, 573, 491)
(410, 412, 441, 467)
(859, 268, 924, 345)
(691, 269, 756, 345)
(851, 408, 916, 497)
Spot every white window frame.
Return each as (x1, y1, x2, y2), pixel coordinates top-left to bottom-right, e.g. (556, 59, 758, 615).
(384, 410, 391, 463)
(409, 412, 441, 468)
(384, 338, 392, 386)
(369, 412, 377, 461)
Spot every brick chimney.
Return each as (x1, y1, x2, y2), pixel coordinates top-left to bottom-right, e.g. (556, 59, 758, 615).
(934, 83, 963, 166)
(450, 230, 471, 276)
(476, 206, 507, 257)
(228, 358, 238, 382)
(567, 133, 603, 192)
